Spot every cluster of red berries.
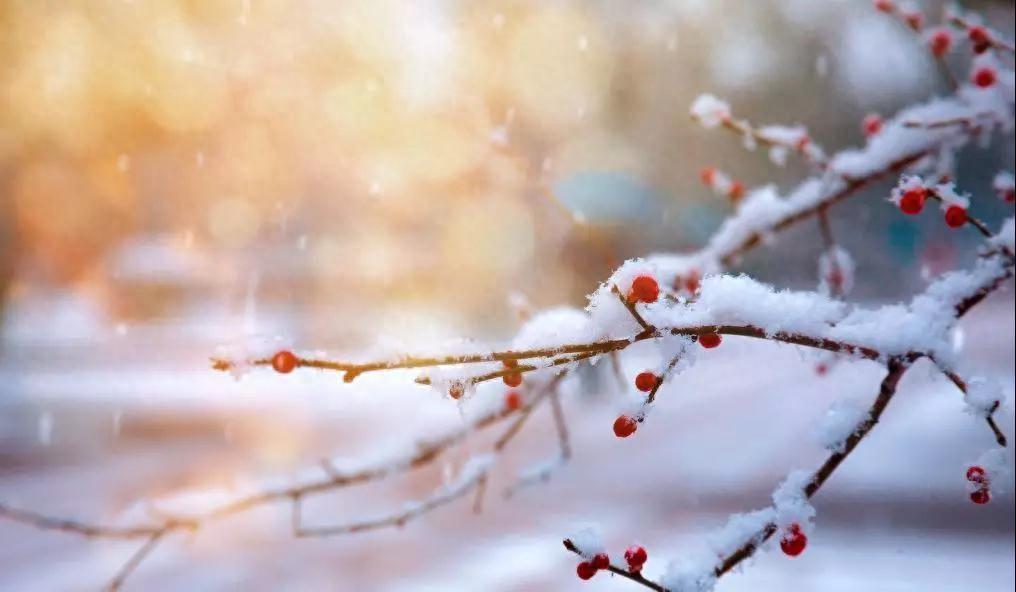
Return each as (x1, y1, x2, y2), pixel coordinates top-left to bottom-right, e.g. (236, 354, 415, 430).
(612, 370, 661, 439)
(896, 186, 968, 228)
(575, 552, 610, 580)
(780, 523, 808, 557)
(576, 545, 649, 581)
(271, 350, 299, 374)
(628, 274, 660, 304)
(967, 465, 992, 504)
(700, 167, 746, 202)
(872, 0, 921, 31)
(861, 113, 883, 138)
(874, 0, 999, 58)
(613, 331, 722, 439)
(968, 25, 994, 54)
(624, 545, 648, 572)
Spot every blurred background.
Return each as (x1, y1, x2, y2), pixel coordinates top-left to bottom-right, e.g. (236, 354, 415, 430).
(0, 0, 1013, 590)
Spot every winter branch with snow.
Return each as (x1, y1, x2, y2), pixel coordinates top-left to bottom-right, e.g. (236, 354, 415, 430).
(1, 2, 1014, 590)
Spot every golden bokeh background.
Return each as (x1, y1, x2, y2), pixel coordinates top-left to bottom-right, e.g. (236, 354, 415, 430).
(0, 0, 1012, 343)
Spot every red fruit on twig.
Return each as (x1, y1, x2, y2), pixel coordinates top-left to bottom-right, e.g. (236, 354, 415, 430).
(699, 333, 722, 349)
(625, 545, 648, 571)
(635, 371, 659, 393)
(780, 524, 808, 557)
(271, 350, 298, 374)
(613, 415, 638, 438)
(576, 561, 597, 580)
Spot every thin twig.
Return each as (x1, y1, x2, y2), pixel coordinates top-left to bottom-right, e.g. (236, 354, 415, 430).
(104, 529, 169, 592)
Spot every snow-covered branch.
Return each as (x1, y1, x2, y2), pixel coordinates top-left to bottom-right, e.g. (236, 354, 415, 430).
(1, 2, 1013, 590)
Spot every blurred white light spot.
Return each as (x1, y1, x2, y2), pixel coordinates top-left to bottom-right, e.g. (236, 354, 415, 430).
(816, 54, 829, 78)
(710, 29, 778, 91)
(951, 327, 965, 353)
(835, 14, 933, 103)
(112, 409, 123, 437)
(38, 412, 53, 446)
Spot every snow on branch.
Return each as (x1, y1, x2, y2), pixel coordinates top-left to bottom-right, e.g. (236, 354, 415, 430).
(1, 2, 1014, 590)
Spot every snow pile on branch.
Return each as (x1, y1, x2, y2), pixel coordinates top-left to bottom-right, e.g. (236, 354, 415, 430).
(963, 378, 1004, 418)
(689, 94, 731, 128)
(814, 400, 870, 452)
(772, 471, 816, 532)
(989, 217, 1015, 253)
(661, 559, 718, 592)
(972, 448, 1013, 495)
(568, 525, 605, 558)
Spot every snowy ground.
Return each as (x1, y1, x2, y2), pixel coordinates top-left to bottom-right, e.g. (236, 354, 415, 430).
(0, 294, 1012, 591)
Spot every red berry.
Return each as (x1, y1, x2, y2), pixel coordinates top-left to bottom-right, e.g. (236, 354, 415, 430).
(862, 113, 883, 137)
(899, 188, 926, 215)
(970, 488, 991, 505)
(685, 270, 701, 294)
(826, 268, 844, 292)
(271, 350, 298, 374)
(928, 29, 952, 57)
(502, 358, 518, 369)
(504, 390, 522, 411)
(591, 553, 610, 570)
(944, 205, 967, 228)
(699, 332, 722, 349)
(700, 166, 716, 186)
(629, 275, 660, 304)
(613, 415, 638, 438)
(973, 67, 996, 88)
(815, 363, 829, 376)
(966, 466, 986, 483)
(729, 180, 745, 201)
(780, 524, 808, 557)
(624, 545, 648, 571)
(448, 383, 465, 400)
(968, 26, 991, 47)
(503, 372, 523, 388)
(873, 0, 894, 13)
(576, 561, 597, 580)
(635, 371, 659, 393)
(904, 12, 923, 31)
(1001, 189, 1016, 204)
